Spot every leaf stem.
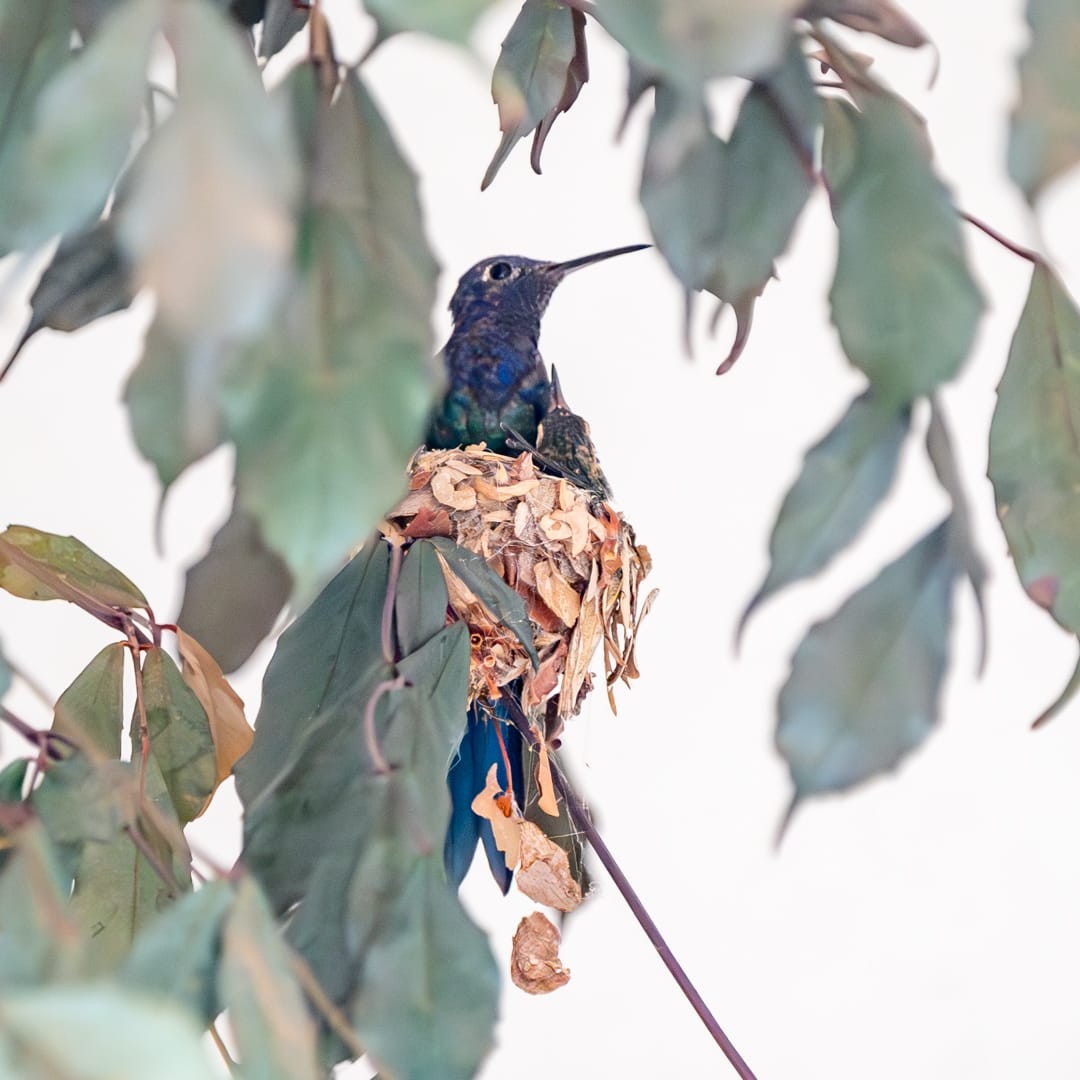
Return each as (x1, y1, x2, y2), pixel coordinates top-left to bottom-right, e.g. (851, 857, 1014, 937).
(123, 822, 184, 898)
(503, 696, 758, 1080)
(381, 541, 402, 664)
(289, 949, 368, 1060)
(363, 675, 407, 774)
(960, 211, 1043, 265)
(208, 1022, 239, 1076)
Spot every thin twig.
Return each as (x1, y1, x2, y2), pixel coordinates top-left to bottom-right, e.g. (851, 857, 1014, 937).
(363, 676, 407, 774)
(960, 210, 1043, 266)
(381, 542, 403, 664)
(208, 1022, 239, 1075)
(503, 696, 758, 1080)
(123, 822, 184, 898)
(0, 704, 72, 760)
(125, 630, 152, 802)
(6, 658, 55, 711)
(289, 950, 368, 1060)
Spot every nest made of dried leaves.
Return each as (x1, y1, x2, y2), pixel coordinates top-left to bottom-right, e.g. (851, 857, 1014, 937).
(383, 445, 654, 727)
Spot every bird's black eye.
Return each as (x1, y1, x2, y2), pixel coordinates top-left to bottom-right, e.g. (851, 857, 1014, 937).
(489, 261, 513, 280)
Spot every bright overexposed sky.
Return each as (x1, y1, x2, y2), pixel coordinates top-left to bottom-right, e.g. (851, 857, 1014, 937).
(2, 2, 1080, 1077)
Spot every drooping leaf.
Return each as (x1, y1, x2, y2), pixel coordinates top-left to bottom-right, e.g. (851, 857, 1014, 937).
(176, 504, 292, 675)
(352, 859, 498, 1080)
(777, 519, 957, 809)
(1008, 0, 1080, 202)
(236, 541, 392, 904)
(124, 318, 226, 491)
(0, 0, 73, 251)
(117, 0, 299, 340)
(0, 823, 84, 988)
(0, 760, 25, 804)
(3, 218, 133, 377)
(740, 392, 910, 637)
(258, 0, 309, 59)
(482, 0, 589, 190)
(0, 0, 161, 251)
(138, 647, 216, 823)
(597, 0, 800, 90)
(823, 92, 984, 403)
(52, 643, 126, 759)
(121, 879, 232, 1022)
(222, 66, 438, 596)
(33, 755, 130, 850)
(68, 827, 174, 973)
(176, 630, 252, 790)
(640, 88, 725, 297)
(219, 878, 319, 1080)
(394, 540, 451, 658)
(363, 0, 493, 44)
(989, 266, 1080, 717)
(0, 985, 216, 1079)
(798, 0, 929, 48)
(428, 536, 539, 668)
(925, 399, 988, 672)
(0, 525, 148, 614)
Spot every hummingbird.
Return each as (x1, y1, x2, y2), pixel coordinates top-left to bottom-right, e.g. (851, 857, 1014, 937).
(427, 244, 649, 455)
(430, 243, 647, 892)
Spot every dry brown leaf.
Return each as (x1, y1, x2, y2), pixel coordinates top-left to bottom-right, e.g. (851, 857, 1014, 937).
(471, 763, 521, 871)
(534, 560, 581, 628)
(432, 469, 478, 510)
(510, 911, 571, 994)
(517, 821, 583, 912)
(474, 477, 539, 502)
(177, 629, 253, 804)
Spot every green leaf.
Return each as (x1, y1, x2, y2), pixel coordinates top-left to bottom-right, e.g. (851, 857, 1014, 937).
(138, 648, 216, 824)
(777, 519, 957, 806)
(428, 536, 539, 668)
(33, 755, 130, 848)
(0, 823, 84, 988)
(0, 638, 9, 702)
(124, 318, 226, 490)
(597, 0, 798, 91)
(353, 859, 498, 1080)
(121, 880, 232, 1021)
(0, 0, 161, 250)
(0, 525, 148, 613)
(363, 0, 493, 43)
(223, 67, 438, 595)
(219, 878, 319, 1080)
(989, 265, 1080, 720)
(258, 0, 309, 59)
(237, 541, 392, 904)
(823, 94, 984, 403)
(0, 984, 216, 1079)
(177, 504, 292, 675)
(482, 0, 589, 190)
(395, 540, 451, 658)
(4, 217, 133, 375)
(0, 760, 25, 804)
(53, 643, 126, 759)
(117, 0, 299, 340)
(710, 53, 817, 304)
(0, 0, 72, 250)
(740, 392, 910, 636)
(1008, 0, 1080, 202)
(68, 829, 173, 973)
(797, 0, 928, 48)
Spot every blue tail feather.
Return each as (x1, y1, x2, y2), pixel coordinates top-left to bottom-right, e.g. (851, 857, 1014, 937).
(445, 696, 524, 893)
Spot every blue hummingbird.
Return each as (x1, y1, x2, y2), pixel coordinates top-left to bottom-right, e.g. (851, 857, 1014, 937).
(430, 244, 647, 891)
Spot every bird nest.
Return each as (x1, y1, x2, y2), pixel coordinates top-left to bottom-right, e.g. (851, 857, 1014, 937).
(382, 445, 654, 733)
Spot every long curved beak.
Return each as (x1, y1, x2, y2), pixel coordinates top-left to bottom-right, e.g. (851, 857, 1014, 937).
(548, 243, 650, 277)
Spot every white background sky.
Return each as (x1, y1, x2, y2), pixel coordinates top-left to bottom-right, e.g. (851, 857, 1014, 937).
(2, 1, 1080, 1077)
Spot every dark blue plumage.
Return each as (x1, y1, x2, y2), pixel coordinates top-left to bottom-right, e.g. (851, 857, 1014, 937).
(431, 244, 647, 889)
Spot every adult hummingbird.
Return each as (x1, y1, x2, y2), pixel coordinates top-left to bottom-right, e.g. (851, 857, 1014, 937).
(427, 244, 649, 455)
(431, 243, 647, 891)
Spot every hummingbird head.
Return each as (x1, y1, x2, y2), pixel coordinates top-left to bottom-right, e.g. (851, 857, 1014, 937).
(448, 245, 649, 330)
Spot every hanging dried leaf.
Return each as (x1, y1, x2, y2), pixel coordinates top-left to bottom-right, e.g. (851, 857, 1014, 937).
(510, 911, 570, 994)
(470, 763, 522, 872)
(516, 821, 582, 912)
